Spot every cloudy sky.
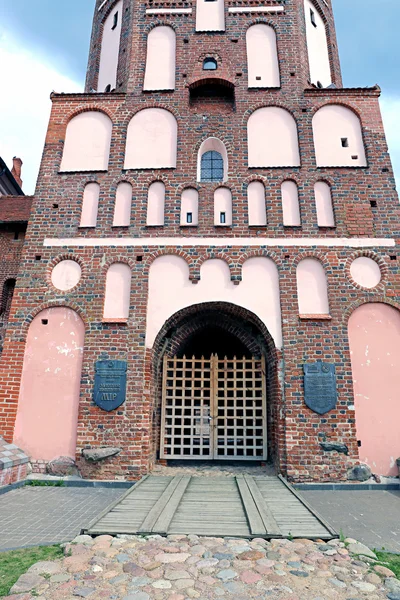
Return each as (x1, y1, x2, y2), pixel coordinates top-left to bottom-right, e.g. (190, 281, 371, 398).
(0, 0, 399, 194)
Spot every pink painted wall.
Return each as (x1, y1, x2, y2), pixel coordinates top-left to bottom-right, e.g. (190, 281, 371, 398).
(51, 260, 82, 291)
(281, 180, 301, 226)
(296, 258, 329, 315)
(147, 181, 166, 226)
(103, 263, 131, 319)
(349, 303, 400, 476)
(248, 107, 300, 168)
(97, 0, 123, 92)
(13, 308, 85, 461)
(80, 182, 100, 228)
(247, 181, 267, 226)
(350, 257, 381, 289)
(143, 26, 176, 91)
(196, 0, 225, 32)
(214, 187, 232, 226)
(315, 181, 335, 227)
(180, 188, 199, 226)
(304, 0, 331, 88)
(124, 108, 177, 169)
(246, 24, 280, 89)
(113, 182, 132, 227)
(60, 112, 112, 172)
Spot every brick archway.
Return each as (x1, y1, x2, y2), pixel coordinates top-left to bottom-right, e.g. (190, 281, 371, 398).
(150, 302, 283, 469)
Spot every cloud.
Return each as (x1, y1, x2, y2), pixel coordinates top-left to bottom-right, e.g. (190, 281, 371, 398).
(0, 28, 81, 195)
(380, 95, 400, 195)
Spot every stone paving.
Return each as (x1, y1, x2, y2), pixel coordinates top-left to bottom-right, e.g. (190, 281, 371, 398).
(5, 533, 400, 600)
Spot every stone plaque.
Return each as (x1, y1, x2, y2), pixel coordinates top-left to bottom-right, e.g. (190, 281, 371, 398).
(303, 362, 337, 415)
(93, 360, 127, 412)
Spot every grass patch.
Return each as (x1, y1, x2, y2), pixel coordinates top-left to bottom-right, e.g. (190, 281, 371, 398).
(25, 480, 64, 487)
(0, 545, 63, 597)
(375, 550, 400, 579)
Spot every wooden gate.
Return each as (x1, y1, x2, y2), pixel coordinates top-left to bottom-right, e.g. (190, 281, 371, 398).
(161, 355, 267, 460)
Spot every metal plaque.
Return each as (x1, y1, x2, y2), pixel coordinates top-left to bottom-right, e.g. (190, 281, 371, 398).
(93, 360, 127, 412)
(303, 362, 337, 415)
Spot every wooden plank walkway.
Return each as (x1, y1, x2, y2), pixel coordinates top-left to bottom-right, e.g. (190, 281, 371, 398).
(84, 474, 337, 540)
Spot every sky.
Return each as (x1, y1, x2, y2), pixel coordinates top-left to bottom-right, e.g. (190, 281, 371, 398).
(0, 0, 399, 195)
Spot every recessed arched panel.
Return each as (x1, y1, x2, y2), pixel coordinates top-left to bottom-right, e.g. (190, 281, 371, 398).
(97, 0, 123, 92)
(196, 0, 225, 32)
(281, 180, 301, 226)
(297, 258, 329, 315)
(180, 188, 199, 226)
(214, 187, 232, 226)
(247, 181, 266, 226)
(313, 105, 367, 167)
(60, 112, 112, 172)
(124, 109, 177, 169)
(197, 137, 228, 182)
(13, 307, 85, 461)
(143, 26, 176, 91)
(113, 182, 132, 227)
(349, 303, 400, 476)
(80, 182, 100, 227)
(304, 0, 331, 88)
(248, 107, 300, 167)
(103, 263, 131, 320)
(315, 181, 335, 227)
(246, 24, 280, 89)
(147, 181, 165, 226)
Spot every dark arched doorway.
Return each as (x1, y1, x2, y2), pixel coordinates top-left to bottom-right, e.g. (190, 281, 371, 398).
(151, 302, 280, 465)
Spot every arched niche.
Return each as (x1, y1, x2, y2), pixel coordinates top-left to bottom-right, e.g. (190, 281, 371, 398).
(97, 0, 123, 92)
(296, 258, 329, 315)
(124, 108, 177, 169)
(13, 307, 85, 460)
(304, 0, 331, 88)
(246, 24, 280, 89)
(103, 263, 131, 320)
(197, 137, 228, 182)
(214, 187, 232, 226)
(281, 180, 301, 226)
(248, 107, 300, 168)
(349, 303, 400, 476)
(113, 182, 132, 227)
(312, 105, 367, 167)
(247, 181, 267, 226)
(315, 181, 335, 227)
(80, 182, 100, 227)
(180, 188, 199, 226)
(60, 112, 112, 172)
(143, 26, 176, 91)
(196, 0, 225, 32)
(147, 181, 166, 226)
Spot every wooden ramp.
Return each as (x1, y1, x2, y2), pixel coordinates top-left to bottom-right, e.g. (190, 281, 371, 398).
(84, 474, 337, 540)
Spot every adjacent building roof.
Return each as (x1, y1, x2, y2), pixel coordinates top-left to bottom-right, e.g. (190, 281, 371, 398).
(0, 196, 33, 224)
(0, 157, 24, 196)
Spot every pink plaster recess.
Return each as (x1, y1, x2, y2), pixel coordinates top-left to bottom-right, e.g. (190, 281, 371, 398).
(13, 308, 85, 461)
(350, 257, 381, 289)
(313, 105, 367, 167)
(124, 108, 177, 169)
(103, 263, 132, 319)
(80, 182, 100, 228)
(196, 0, 225, 32)
(146, 255, 282, 348)
(180, 188, 199, 226)
(281, 180, 301, 226)
(315, 181, 335, 227)
(113, 182, 132, 227)
(296, 258, 329, 315)
(247, 181, 267, 226)
(349, 303, 400, 476)
(51, 260, 82, 291)
(97, 0, 123, 92)
(246, 24, 280, 89)
(147, 181, 166, 226)
(60, 112, 112, 172)
(198, 138, 228, 182)
(144, 26, 176, 91)
(214, 187, 232, 226)
(304, 0, 331, 88)
(248, 107, 300, 167)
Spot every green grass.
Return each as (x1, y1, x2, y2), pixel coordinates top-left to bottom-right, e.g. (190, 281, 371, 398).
(25, 480, 64, 487)
(0, 545, 63, 597)
(375, 550, 400, 579)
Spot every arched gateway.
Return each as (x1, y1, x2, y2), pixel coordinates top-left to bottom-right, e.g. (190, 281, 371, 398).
(151, 302, 281, 464)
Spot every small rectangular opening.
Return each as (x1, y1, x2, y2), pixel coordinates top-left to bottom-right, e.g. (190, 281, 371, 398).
(186, 212, 193, 224)
(357, 440, 362, 447)
(351, 155, 358, 160)
(231, 39, 238, 43)
(382, 167, 389, 172)
(52, 203, 59, 209)
(35, 255, 41, 261)
(255, 76, 261, 81)
(370, 200, 377, 208)
(136, 255, 143, 262)
(112, 11, 118, 30)
(236, 73, 242, 77)
(13, 231, 19, 240)
(183, 38, 189, 44)
(220, 212, 226, 224)
(341, 137, 349, 148)
(310, 8, 317, 27)
(390, 255, 397, 261)
(41, 319, 48, 325)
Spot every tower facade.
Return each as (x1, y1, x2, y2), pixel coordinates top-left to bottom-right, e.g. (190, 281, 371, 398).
(1, 0, 399, 482)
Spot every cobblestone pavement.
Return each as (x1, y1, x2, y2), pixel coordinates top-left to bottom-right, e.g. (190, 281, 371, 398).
(5, 533, 400, 600)
(302, 490, 400, 553)
(0, 487, 125, 551)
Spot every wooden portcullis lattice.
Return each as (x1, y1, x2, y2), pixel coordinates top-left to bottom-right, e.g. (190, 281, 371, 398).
(161, 355, 267, 460)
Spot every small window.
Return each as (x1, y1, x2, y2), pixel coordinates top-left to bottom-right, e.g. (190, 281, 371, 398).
(203, 58, 217, 71)
(220, 212, 226, 224)
(201, 150, 224, 182)
(186, 212, 193, 224)
(112, 11, 119, 30)
(341, 137, 349, 148)
(310, 8, 317, 27)
(104, 84, 112, 93)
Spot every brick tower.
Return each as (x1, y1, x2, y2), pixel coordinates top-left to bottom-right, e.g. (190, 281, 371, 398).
(1, 0, 399, 482)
